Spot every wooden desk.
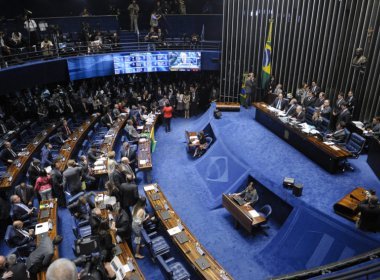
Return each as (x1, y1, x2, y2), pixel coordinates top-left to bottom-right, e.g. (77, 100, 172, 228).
(93, 115, 128, 176)
(144, 184, 233, 280)
(0, 122, 58, 189)
(96, 195, 145, 280)
(215, 102, 240, 112)
(333, 187, 367, 222)
(56, 115, 99, 172)
(254, 102, 351, 173)
(367, 137, 380, 179)
(222, 194, 266, 233)
(36, 199, 58, 280)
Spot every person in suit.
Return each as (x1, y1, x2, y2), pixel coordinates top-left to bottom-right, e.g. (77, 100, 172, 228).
(87, 145, 101, 166)
(357, 196, 380, 232)
(101, 110, 114, 128)
(110, 164, 127, 190)
(8, 220, 35, 247)
(78, 155, 95, 188)
(119, 175, 139, 220)
(111, 208, 133, 254)
(68, 195, 92, 221)
(0, 120, 8, 135)
(120, 142, 137, 169)
(89, 208, 109, 234)
(332, 92, 345, 118)
(285, 98, 298, 117)
(302, 91, 316, 108)
(98, 230, 115, 262)
(326, 121, 347, 144)
(320, 99, 332, 119)
(190, 85, 199, 117)
(50, 161, 66, 207)
(120, 157, 135, 181)
(312, 109, 323, 130)
(294, 106, 305, 122)
(0, 141, 18, 167)
(314, 92, 326, 108)
(6, 254, 28, 280)
(28, 159, 42, 188)
(337, 102, 352, 125)
(10, 195, 37, 222)
(26, 235, 63, 277)
(0, 255, 13, 280)
(62, 119, 72, 137)
(49, 128, 68, 145)
(62, 160, 83, 195)
(124, 120, 140, 142)
(271, 93, 287, 111)
(244, 73, 255, 108)
(311, 81, 321, 96)
(40, 143, 53, 168)
(14, 182, 34, 207)
(367, 116, 380, 136)
(346, 90, 357, 113)
(235, 182, 259, 207)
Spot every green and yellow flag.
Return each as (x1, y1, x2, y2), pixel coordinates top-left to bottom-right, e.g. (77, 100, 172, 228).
(261, 19, 274, 90)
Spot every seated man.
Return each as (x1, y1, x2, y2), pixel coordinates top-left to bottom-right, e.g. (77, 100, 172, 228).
(293, 105, 305, 122)
(0, 255, 13, 280)
(49, 128, 68, 145)
(120, 157, 136, 181)
(89, 208, 109, 234)
(46, 258, 78, 280)
(0, 141, 18, 167)
(235, 182, 259, 206)
(10, 195, 37, 222)
(357, 196, 380, 232)
(193, 131, 210, 158)
(26, 235, 63, 277)
(326, 121, 347, 144)
(271, 93, 287, 111)
(124, 119, 141, 142)
(14, 182, 35, 207)
(87, 145, 101, 166)
(68, 195, 92, 221)
(6, 253, 28, 280)
(9, 220, 35, 247)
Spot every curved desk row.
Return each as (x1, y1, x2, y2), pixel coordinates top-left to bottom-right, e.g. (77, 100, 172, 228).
(144, 184, 233, 280)
(56, 115, 100, 172)
(0, 122, 59, 189)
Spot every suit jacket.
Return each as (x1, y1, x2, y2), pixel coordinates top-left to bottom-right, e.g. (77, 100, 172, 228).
(285, 104, 297, 117)
(28, 164, 42, 185)
(120, 146, 136, 163)
(8, 263, 28, 280)
(40, 146, 53, 167)
(115, 209, 131, 240)
(303, 96, 316, 108)
(373, 123, 380, 134)
(101, 114, 114, 127)
(332, 129, 347, 143)
(271, 98, 287, 111)
(311, 86, 321, 95)
(87, 149, 100, 166)
(125, 124, 139, 141)
(321, 106, 332, 119)
(295, 111, 306, 122)
(90, 214, 109, 233)
(314, 98, 325, 108)
(358, 203, 380, 232)
(12, 203, 33, 221)
(14, 185, 35, 206)
(346, 96, 357, 110)
(0, 148, 17, 166)
(62, 166, 83, 194)
(120, 182, 139, 208)
(111, 170, 126, 189)
(337, 109, 352, 124)
(26, 235, 54, 271)
(9, 226, 33, 247)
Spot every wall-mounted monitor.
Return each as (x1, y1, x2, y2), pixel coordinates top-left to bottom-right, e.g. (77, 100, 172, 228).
(113, 52, 170, 74)
(169, 51, 201, 71)
(67, 55, 114, 80)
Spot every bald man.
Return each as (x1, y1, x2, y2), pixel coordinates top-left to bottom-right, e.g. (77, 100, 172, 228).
(46, 258, 77, 280)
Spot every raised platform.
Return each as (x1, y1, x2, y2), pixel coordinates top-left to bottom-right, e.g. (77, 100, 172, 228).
(216, 102, 241, 111)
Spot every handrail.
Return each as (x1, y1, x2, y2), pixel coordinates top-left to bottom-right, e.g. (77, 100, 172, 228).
(0, 40, 221, 68)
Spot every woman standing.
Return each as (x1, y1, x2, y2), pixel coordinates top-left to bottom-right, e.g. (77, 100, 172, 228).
(162, 102, 173, 132)
(183, 90, 191, 119)
(35, 170, 53, 201)
(176, 90, 184, 116)
(132, 196, 150, 259)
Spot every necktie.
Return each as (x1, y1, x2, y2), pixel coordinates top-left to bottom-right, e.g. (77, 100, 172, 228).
(277, 100, 281, 109)
(65, 125, 71, 135)
(18, 229, 30, 238)
(286, 105, 293, 115)
(17, 203, 30, 212)
(9, 149, 16, 157)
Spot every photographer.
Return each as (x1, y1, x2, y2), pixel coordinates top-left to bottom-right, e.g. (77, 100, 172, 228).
(73, 254, 108, 280)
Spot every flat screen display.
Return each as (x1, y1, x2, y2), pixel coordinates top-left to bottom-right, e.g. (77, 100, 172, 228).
(67, 55, 114, 80)
(169, 51, 201, 71)
(113, 52, 169, 74)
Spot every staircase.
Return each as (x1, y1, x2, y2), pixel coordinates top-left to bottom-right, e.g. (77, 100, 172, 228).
(119, 30, 139, 51)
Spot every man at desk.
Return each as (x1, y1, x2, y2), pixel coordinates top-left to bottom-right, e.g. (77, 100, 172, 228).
(357, 196, 380, 232)
(294, 105, 305, 122)
(235, 182, 259, 206)
(271, 93, 287, 111)
(0, 141, 18, 167)
(326, 121, 347, 144)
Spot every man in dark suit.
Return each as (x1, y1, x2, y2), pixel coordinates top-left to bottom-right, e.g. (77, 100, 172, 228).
(68, 195, 92, 221)
(120, 142, 137, 170)
(110, 164, 127, 190)
(0, 255, 13, 280)
(89, 208, 108, 234)
(294, 106, 305, 122)
(346, 90, 357, 113)
(49, 128, 68, 145)
(190, 85, 199, 116)
(302, 91, 316, 108)
(87, 145, 101, 166)
(40, 143, 54, 168)
(285, 98, 298, 117)
(320, 99, 332, 119)
(6, 254, 28, 280)
(0, 141, 17, 167)
(50, 160, 66, 207)
(14, 182, 34, 207)
(8, 220, 35, 247)
(271, 93, 287, 111)
(62, 160, 83, 195)
(337, 102, 352, 125)
(101, 110, 114, 128)
(327, 121, 347, 144)
(311, 81, 321, 96)
(332, 92, 345, 117)
(357, 196, 380, 232)
(10, 195, 37, 222)
(119, 176, 139, 220)
(27, 159, 42, 188)
(26, 235, 63, 277)
(111, 208, 132, 251)
(314, 92, 326, 108)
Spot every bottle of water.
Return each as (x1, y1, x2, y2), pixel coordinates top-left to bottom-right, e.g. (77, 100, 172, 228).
(177, 219, 183, 231)
(219, 270, 228, 280)
(195, 242, 204, 255)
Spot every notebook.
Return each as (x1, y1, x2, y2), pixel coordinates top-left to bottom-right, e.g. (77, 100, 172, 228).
(195, 256, 210, 270)
(175, 232, 189, 244)
(40, 209, 50, 219)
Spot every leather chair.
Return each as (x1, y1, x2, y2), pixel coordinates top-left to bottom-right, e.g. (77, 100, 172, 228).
(142, 229, 170, 262)
(157, 255, 190, 280)
(342, 132, 366, 171)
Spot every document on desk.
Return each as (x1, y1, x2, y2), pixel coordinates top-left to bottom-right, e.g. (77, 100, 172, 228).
(144, 184, 156, 191)
(323, 141, 335, 145)
(248, 210, 260, 219)
(139, 160, 147, 165)
(167, 226, 182, 236)
(35, 222, 49, 235)
(330, 145, 340, 151)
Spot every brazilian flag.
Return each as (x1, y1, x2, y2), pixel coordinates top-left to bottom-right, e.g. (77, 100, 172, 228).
(261, 19, 274, 90)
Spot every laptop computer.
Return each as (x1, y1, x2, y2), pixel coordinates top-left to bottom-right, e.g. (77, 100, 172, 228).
(175, 232, 189, 244)
(161, 210, 171, 220)
(151, 193, 160, 201)
(233, 195, 246, 206)
(195, 256, 210, 270)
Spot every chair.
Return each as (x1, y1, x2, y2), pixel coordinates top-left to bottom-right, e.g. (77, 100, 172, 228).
(157, 255, 191, 280)
(320, 117, 330, 133)
(71, 216, 91, 238)
(341, 132, 366, 171)
(4, 225, 31, 256)
(141, 229, 170, 262)
(305, 107, 316, 125)
(257, 204, 272, 231)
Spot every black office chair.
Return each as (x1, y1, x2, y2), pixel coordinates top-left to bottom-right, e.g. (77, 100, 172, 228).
(141, 229, 170, 262)
(341, 132, 366, 171)
(157, 255, 191, 280)
(305, 107, 316, 125)
(4, 225, 32, 257)
(257, 204, 272, 232)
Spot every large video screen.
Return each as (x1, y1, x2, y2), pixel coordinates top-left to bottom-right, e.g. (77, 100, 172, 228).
(67, 55, 114, 80)
(169, 51, 201, 71)
(113, 52, 169, 74)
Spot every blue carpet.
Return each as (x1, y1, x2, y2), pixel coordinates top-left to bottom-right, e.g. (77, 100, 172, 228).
(150, 104, 380, 279)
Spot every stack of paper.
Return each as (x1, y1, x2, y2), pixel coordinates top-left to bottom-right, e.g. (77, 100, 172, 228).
(167, 226, 182, 236)
(248, 210, 260, 219)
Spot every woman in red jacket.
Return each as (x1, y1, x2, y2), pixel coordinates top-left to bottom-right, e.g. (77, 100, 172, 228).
(162, 102, 173, 132)
(35, 170, 53, 201)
